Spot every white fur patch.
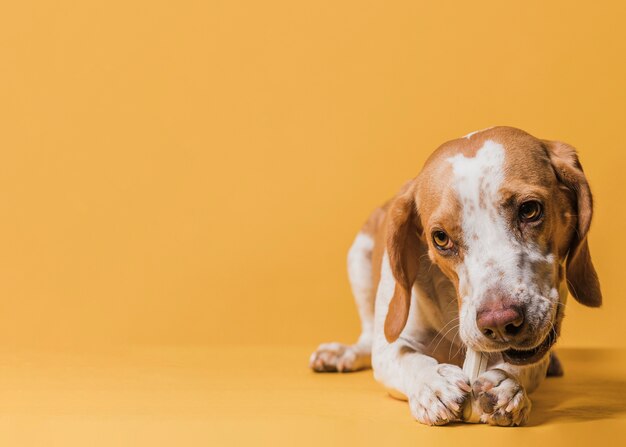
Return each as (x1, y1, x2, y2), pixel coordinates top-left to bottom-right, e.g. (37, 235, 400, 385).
(347, 232, 375, 336)
(463, 127, 495, 139)
(447, 141, 556, 349)
(347, 233, 374, 295)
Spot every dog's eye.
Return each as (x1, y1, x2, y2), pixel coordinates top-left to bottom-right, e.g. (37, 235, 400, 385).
(519, 201, 543, 223)
(432, 230, 453, 250)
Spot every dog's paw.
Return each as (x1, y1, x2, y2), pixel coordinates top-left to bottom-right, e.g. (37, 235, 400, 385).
(309, 342, 370, 372)
(473, 369, 531, 426)
(408, 364, 471, 426)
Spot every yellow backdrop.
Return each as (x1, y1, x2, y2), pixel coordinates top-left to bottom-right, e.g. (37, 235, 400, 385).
(1, 1, 624, 351)
(3, 2, 626, 445)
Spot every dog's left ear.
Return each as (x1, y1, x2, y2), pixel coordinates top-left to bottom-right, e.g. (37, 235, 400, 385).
(384, 180, 423, 342)
(544, 140, 602, 307)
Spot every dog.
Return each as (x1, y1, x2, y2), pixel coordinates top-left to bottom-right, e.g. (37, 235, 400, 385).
(310, 126, 601, 426)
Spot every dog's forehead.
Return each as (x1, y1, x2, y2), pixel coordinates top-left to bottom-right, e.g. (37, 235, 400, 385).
(416, 127, 553, 215)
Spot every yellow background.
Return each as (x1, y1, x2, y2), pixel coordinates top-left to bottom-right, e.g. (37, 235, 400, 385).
(1, 1, 626, 445)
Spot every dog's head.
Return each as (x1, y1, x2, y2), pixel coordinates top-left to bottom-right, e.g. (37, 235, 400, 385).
(384, 127, 601, 365)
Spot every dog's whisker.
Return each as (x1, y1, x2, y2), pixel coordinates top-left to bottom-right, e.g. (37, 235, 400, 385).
(426, 317, 460, 349)
(431, 323, 460, 355)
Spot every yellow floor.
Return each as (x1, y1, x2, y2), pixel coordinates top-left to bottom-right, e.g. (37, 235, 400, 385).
(1, 346, 625, 446)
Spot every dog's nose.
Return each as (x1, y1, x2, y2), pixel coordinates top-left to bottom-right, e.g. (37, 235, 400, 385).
(476, 303, 525, 341)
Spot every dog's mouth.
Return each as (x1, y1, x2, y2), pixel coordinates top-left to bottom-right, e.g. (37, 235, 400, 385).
(501, 327, 557, 366)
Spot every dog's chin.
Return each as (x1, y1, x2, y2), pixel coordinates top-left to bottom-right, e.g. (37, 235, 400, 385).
(501, 329, 557, 366)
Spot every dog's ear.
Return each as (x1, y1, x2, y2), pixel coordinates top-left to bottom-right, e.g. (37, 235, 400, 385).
(384, 181, 423, 342)
(544, 140, 602, 307)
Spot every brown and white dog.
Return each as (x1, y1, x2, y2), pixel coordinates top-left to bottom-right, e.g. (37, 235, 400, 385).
(310, 127, 601, 426)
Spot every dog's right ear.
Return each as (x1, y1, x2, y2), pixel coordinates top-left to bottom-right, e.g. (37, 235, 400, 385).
(544, 140, 602, 307)
(384, 181, 423, 343)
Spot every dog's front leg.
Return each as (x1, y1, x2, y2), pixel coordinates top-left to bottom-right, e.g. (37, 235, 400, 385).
(371, 253, 471, 425)
(372, 341, 471, 425)
(471, 354, 550, 426)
